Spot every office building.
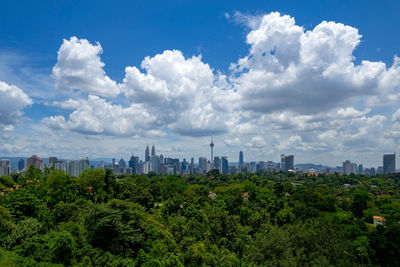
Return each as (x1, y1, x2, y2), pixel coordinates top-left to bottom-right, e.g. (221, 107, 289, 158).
(145, 145, 150, 162)
(281, 154, 294, 171)
(18, 158, 25, 171)
(0, 159, 11, 176)
(66, 158, 89, 177)
(151, 145, 156, 157)
(383, 153, 396, 174)
(221, 156, 228, 174)
(119, 158, 126, 168)
(358, 164, 363, 174)
(249, 162, 256, 173)
(27, 155, 43, 169)
(267, 161, 274, 172)
(239, 151, 243, 167)
(281, 154, 286, 171)
(343, 160, 358, 175)
(151, 155, 160, 173)
(199, 157, 207, 173)
(214, 156, 221, 171)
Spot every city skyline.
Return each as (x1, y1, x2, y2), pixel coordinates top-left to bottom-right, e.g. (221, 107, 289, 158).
(0, 137, 398, 170)
(2, 147, 396, 177)
(1, 1, 400, 167)
(1, 143, 396, 172)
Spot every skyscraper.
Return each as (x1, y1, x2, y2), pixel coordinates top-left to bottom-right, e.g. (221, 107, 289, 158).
(280, 154, 294, 171)
(151, 155, 160, 173)
(151, 145, 155, 157)
(239, 151, 243, 167)
(27, 155, 43, 169)
(285, 155, 294, 171)
(221, 156, 228, 174)
(49, 157, 59, 165)
(18, 158, 25, 171)
(281, 154, 286, 171)
(66, 158, 89, 177)
(383, 153, 396, 174)
(0, 159, 11, 176)
(119, 158, 126, 168)
(199, 157, 207, 173)
(343, 160, 357, 175)
(214, 156, 221, 171)
(145, 145, 150, 162)
(358, 164, 363, 174)
(210, 137, 214, 161)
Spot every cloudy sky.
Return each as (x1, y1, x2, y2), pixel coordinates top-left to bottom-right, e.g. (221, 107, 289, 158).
(1, 0, 400, 167)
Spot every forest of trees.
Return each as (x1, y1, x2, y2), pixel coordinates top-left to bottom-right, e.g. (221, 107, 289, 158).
(0, 166, 399, 266)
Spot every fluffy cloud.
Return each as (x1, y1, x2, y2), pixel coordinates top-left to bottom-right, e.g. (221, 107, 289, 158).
(46, 98, 82, 110)
(233, 12, 399, 115)
(0, 81, 32, 128)
(52, 37, 120, 97)
(43, 95, 157, 136)
(120, 49, 237, 136)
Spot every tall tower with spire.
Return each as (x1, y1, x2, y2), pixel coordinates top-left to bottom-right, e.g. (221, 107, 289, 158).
(151, 145, 155, 156)
(210, 136, 214, 161)
(145, 145, 150, 162)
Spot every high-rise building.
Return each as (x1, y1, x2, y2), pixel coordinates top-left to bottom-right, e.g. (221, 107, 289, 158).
(358, 164, 363, 174)
(370, 167, 376, 175)
(280, 154, 294, 171)
(128, 155, 135, 173)
(145, 145, 150, 162)
(142, 161, 151, 174)
(210, 137, 214, 161)
(240, 164, 248, 173)
(249, 162, 256, 173)
(281, 154, 286, 171)
(18, 158, 25, 171)
(0, 159, 11, 176)
(151, 145, 155, 157)
(383, 153, 396, 174)
(267, 161, 274, 172)
(239, 151, 243, 167)
(213, 156, 221, 171)
(343, 160, 357, 175)
(40, 162, 67, 172)
(151, 155, 160, 173)
(66, 158, 89, 177)
(49, 157, 59, 165)
(221, 156, 228, 174)
(285, 155, 294, 171)
(199, 157, 207, 173)
(119, 158, 126, 168)
(27, 155, 43, 169)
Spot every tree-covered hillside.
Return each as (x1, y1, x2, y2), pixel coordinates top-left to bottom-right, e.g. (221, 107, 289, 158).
(0, 166, 399, 266)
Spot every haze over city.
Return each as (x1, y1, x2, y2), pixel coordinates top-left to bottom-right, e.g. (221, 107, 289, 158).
(1, 1, 400, 167)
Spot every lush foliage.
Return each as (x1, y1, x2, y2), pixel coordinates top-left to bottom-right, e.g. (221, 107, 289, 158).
(1, 167, 400, 266)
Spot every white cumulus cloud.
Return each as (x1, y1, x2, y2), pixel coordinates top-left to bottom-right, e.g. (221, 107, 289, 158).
(52, 37, 120, 97)
(0, 81, 32, 127)
(43, 95, 157, 136)
(233, 12, 399, 115)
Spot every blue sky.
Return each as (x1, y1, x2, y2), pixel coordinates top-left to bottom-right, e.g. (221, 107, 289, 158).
(1, 0, 400, 167)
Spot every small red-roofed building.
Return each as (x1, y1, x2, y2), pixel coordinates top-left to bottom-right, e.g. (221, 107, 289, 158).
(373, 216, 386, 226)
(1, 188, 14, 195)
(242, 192, 249, 200)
